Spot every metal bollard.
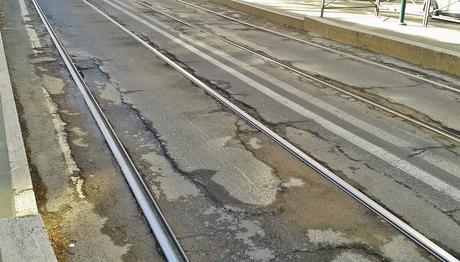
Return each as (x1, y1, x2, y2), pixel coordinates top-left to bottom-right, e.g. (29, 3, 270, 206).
(399, 0, 407, 25)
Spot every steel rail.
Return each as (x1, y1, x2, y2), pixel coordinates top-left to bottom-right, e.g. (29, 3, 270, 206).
(71, 0, 458, 260)
(29, 0, 189, 261)
(137, 1, 460, 143)
(171, 0, 460, 95)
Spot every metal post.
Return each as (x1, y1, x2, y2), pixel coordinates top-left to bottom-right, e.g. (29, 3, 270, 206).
(320, 0, 326, 17)
(375, 0, 380, 16)
(399, 0, 407, 25)
(422, 0, 431, 26)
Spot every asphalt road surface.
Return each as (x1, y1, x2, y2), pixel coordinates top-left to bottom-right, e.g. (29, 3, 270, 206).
(3, 0, 459, 260)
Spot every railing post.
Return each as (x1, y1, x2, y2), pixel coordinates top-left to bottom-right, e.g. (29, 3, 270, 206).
(321, 0, 326, 17)
(422, 0, 431, 26)
(375, 0, 380, 16)
(399, 0, 407, 25)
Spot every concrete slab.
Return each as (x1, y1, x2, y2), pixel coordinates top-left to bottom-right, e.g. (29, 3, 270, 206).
(0, 215, 57, 262)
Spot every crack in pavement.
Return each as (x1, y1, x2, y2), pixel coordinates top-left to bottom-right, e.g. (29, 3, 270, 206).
(407, 145, 457, 158)
(76, 55, 277, 215)
(294, 243, 389, 261)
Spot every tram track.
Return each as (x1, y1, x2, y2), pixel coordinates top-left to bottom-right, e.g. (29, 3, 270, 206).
(30, 0, 460, 260)
(30, 0, 189, 261)
(137, 0, 460, 144)
(172, 0, 460, 94)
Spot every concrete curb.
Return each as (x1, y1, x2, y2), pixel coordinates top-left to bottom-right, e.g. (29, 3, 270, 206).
(0, 30, 57, 262)
(214, 0, 460, 77)
(215, 0, 304, 29)
(0, 215, 57, 262)
(0, 32, 38, 217)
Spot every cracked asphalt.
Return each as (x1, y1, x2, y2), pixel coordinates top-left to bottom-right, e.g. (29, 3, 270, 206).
(2, 0, 164, 261)
(2, 0, 459, 260)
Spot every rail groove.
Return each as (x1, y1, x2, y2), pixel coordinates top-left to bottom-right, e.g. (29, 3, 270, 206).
(30, 0, 189, 261)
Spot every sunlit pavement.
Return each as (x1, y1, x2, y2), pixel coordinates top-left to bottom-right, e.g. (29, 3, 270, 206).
(235, 0, 460, 51)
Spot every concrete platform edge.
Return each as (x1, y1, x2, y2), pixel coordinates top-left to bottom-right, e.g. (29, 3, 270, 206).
(0, 27, 57, 262)
(0, 215, 57, 262)
(213, 0, 460, 77)
(214, 0, 304, 29)
(0, 32, 38, 217)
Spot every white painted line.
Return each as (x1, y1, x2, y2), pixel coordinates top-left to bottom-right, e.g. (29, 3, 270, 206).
(19, 0, 43, 53)
(0, 32, 38, 216)
(22, 0, 83, 196)
(135, 1, 460, 179)
(106, 0, 460, 202)
(41, 87, 85, 198)
(175, 0, 460, 94)
(41, 87, 80, 176)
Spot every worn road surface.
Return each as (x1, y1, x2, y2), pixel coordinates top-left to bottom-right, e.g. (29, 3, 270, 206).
(2, 0, 459, 260)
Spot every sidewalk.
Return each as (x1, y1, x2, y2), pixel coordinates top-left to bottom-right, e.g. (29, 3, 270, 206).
(0, 31, 56, 261)
(214, 0, 460, 77)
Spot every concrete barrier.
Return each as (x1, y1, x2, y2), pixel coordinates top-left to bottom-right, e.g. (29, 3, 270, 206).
(303, 16, 460, 77)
